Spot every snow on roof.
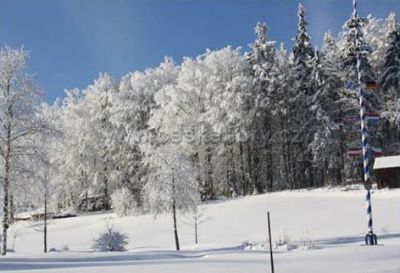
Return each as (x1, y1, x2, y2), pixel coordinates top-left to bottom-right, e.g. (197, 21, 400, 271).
(373, 155, 400, 170)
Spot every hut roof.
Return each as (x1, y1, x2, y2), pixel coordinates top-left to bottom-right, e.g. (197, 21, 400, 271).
(373, 155, 400, 170)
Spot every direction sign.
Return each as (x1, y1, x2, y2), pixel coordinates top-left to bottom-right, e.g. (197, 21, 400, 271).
(370, 147, 383, 157)
(365, 113, 380, 122)
(348, 148, 362, 156)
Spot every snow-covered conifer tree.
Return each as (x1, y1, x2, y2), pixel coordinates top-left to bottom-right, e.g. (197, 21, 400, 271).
(247, 22, 277, 192)
(268, 44, 294, 189)
(380, 13, 400, 153)
(338, 2, 380, 182)
(290, 4, 315, 188)
(380, 13, 400, 92)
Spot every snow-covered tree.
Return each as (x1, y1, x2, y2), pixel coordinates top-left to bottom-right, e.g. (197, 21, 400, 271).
(339, 8, 373, 82)
(247, 22, 277, 193)
(149, 47, 253, 198)
(202, 48, 253, 196)
(180, 200, 209, 245)
(51, 90, 89, 211)
(27, 103, 62, 253)
(143, 142, 199, 251)
(380, 12, 400, 154)
(336, 3, 382, 183)
(0, 47, 42, 255)
(268, 44, 294, 189)
(51, 74, 118, 212)
(363, 15, 389, 75)
(290, 4, 316, 188)
(380, 13, 400, 92)
(313, 32, 349, 185)
(83, 73, 118, 210)
(111, 187, 137, 217)
(92, 224, 129, 252)
(308, 42, 344, 186)
(109, 58, 179, 207)
(339, 3, 379, 111)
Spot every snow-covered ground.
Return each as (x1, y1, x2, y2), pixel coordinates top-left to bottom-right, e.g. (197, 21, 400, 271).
(1, 186, 400, 273)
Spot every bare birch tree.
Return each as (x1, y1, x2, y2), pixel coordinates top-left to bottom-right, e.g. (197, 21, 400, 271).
(0, 46, 41, 255)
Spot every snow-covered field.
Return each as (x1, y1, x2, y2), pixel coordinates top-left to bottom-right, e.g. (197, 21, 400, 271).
(1, 187, 400, 273)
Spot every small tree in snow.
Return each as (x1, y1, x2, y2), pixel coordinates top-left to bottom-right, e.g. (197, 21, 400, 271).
(9, 225, 24, 252)
(180, 201, 210, 244)
(91, 224, 129, 252)
(143, 142, 199, 251)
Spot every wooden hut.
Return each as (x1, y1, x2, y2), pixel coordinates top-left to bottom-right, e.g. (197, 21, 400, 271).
(373, 155, 400, 189)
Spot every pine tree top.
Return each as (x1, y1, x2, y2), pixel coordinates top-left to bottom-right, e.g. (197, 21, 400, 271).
(388, 12, 397, 32)
(255, 22, 267, 44)
(293, 3, 314, 65)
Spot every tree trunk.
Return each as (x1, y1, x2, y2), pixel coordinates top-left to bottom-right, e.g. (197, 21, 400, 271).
(44, 187, 48, 253)
(281, 120, 290, 190)
(2, 118, 11, 256)
(263, 117, 274, 192)
(253, 150, 261, 193)
(2, 166, 9, 256)
(171, 169, 180, 251)
(172, 198, 180, 250)
(266, 148, 274, 191)
(9, 193, 14, 224)
(103, 167, 109, 210)
(202, 146, 214, 200)
(229, 145, 237, 196)
(85, 191, 89, 212)
(246, 141, 254, 193)
(194, 209, 198, 244)
(307, 150, 314, 188)
(206, 149, 214, 199)
(239, 142, 246, 195)
(339, 129, 346, 185)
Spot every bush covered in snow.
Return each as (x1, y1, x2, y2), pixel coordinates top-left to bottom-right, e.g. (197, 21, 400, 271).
(244, 229, 317, 252)
(111, 187, 138, 217)
(91, 224, 129, 252)
(274, 228, 297, 251)
(298, 230, 314, 250)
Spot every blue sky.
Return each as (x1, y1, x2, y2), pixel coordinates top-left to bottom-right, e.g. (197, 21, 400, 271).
(0, 0, 398, 102)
